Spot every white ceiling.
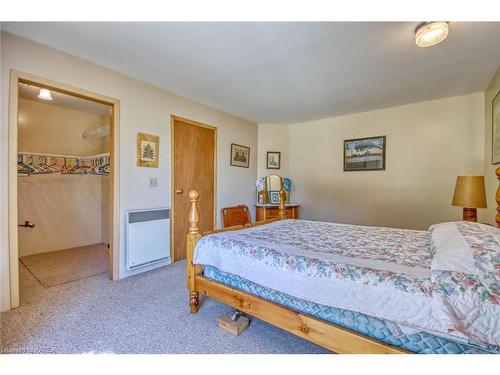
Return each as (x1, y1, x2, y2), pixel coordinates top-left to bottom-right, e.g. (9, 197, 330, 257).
(4, 22, 500, 124)
(18, 83, 110, 115)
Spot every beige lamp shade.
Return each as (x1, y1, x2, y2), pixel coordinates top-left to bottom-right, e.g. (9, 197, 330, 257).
(452, 176, 487, 208)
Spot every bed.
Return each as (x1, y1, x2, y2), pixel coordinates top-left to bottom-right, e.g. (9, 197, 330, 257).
(185, 187, 500, 354)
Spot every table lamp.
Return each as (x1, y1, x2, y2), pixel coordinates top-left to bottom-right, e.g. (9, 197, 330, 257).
(452, 176, 487, 222)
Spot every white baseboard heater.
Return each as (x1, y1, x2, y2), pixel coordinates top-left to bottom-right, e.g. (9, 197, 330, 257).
(126, 208, 170, 270)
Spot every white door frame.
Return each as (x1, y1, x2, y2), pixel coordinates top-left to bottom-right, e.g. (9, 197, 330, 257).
(8, 70, 121, 309)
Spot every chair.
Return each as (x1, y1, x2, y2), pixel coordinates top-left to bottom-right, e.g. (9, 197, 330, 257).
(221, 205, 251, 228)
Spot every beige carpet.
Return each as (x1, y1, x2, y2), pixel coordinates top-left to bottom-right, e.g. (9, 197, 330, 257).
(0, 260, 327, 353)
(19, 244, 108, 288)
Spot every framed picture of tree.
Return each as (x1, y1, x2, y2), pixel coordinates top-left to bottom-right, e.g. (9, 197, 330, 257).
(137, 133, 159, 168)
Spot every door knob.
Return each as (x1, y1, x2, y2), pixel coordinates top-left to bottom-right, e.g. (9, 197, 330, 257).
(175, 189, 183, 194)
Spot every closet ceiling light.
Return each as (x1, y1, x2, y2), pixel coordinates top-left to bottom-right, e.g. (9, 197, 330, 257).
(415, 21, 449, 48)
(38, 88, 53, 101)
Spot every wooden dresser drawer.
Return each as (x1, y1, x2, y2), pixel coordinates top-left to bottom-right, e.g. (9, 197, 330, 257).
(255, 205, 300, 221)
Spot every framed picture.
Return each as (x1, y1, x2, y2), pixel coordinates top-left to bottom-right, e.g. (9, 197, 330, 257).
(137, 133, 159, 168)
(230, 143, 250, 168)
(269, 191, 280, 204)
(344, 136, 386, 171)
(492, 90, 500, 164)
(266, 151, 281, 169)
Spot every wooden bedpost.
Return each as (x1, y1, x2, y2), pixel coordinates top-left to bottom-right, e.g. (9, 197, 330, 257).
(187, 190, 202, 313)
(278, 187, 287, 220)
(496, 168, 500, 227)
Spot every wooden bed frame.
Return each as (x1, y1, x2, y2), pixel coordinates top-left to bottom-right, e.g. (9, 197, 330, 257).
(186, 171, 500, 354)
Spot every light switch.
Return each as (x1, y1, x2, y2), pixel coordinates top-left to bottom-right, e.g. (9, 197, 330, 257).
(148, 176, 158, 188)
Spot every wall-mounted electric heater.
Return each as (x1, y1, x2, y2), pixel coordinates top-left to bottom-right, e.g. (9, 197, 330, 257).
(126, 208, 170, 270)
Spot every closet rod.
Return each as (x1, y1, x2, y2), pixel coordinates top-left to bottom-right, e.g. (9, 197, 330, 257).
(18, 151, 110, 159)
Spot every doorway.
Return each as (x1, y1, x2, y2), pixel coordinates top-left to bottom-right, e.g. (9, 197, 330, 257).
(171, 115, 216, 261)
(8, 71, 120, 309)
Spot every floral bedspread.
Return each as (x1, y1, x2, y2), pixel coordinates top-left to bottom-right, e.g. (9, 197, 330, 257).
(193, 219, 500, 347)
(430, 221, 500, 346)
(197, 220, 433, 296)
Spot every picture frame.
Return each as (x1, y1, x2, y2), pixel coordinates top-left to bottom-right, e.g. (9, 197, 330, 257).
(266, 151, 281, 169)
(230, 143, 250, 168)
(492, 90, 500, 164)
(344, 136, 386, 172)
(137, 132, 159, 168)
(269, 191, 280, 205)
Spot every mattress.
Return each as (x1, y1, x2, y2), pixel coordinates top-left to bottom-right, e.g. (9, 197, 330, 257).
(204, 265, 499, 354)
(194, 219, 500, 348)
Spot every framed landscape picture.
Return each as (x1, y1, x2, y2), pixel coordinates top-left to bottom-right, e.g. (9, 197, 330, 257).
(230, 143, 250, 168)
(344, 136, 386, 171)
(266, 151, 281, 169)
(137, 133, 159, 168)
(492, 90, 500, 164)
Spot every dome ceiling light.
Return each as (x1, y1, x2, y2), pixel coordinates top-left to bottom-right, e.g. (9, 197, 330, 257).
(38, 88, 53, 101)
(415, 21, 449, 48)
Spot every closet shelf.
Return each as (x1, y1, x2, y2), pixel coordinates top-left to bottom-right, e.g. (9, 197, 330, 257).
(18, 151, 110, 176)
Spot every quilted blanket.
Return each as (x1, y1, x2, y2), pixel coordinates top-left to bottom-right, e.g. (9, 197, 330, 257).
(430, 222, 500, 346)
(193, 219, 499, 347)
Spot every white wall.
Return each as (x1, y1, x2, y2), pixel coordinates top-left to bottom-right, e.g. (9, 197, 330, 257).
(18, 98, 104, 155)
(0, 32, 258, 311)
(259, 93, 486, 230)
(18, 175, 103, 256)
(257, 123, 289, 178)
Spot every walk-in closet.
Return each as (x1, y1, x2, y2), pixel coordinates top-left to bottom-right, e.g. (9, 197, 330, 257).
(17, 82, 112, 289)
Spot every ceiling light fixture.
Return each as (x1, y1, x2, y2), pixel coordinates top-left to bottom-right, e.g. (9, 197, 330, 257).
(38, 88, 53, 101)
(415, 21, 449, 48)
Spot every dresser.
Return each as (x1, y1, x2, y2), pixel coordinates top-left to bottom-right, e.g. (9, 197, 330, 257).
(255, 204, 300, 221)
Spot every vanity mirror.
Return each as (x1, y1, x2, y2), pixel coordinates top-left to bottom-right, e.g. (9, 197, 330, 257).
(255, 175, 300, 221)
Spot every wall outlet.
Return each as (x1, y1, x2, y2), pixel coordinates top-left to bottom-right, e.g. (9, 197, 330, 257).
(148, 176, 159, 188)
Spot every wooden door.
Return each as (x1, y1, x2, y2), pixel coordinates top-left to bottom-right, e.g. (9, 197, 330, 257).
(172, 116, 216, 261)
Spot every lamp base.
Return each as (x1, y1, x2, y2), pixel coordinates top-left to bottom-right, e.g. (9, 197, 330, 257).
(463, 207, 477, 222)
